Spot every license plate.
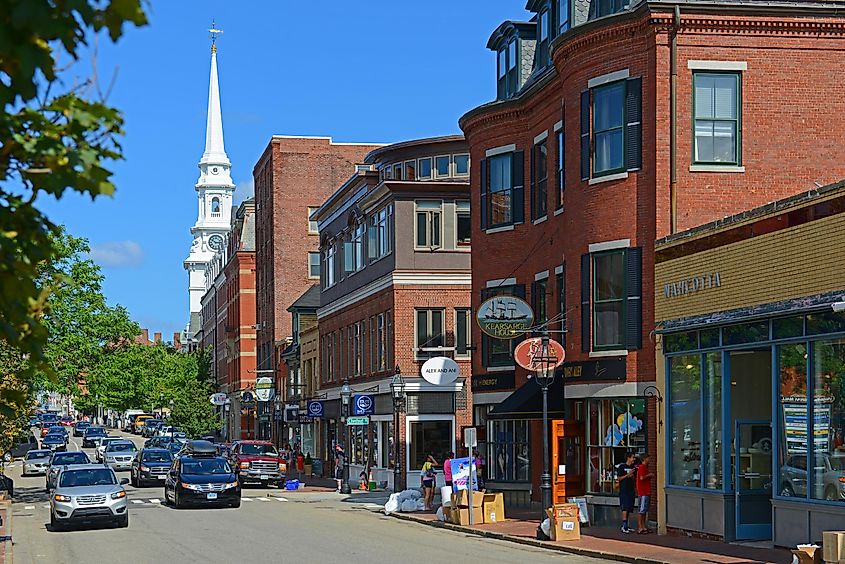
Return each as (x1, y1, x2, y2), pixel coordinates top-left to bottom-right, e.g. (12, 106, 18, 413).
(206, 492, 217, 500)
(260, 474, 268, 481)
(157, 474, 166, 480)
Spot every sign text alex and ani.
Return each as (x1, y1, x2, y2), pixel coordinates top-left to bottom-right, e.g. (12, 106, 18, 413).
(664, 272, 721, 298)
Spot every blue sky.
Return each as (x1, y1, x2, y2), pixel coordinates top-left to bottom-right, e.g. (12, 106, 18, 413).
(40, 1, 527, 339)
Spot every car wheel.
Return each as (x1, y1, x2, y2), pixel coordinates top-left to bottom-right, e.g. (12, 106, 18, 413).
(50, 511, 63, 531)
(174, 488, 182, 509)
(116, 513, 129, 528)
(230, 499, 241, 509)
(130, 472, 138, 488)
(780, 483, 794, 497)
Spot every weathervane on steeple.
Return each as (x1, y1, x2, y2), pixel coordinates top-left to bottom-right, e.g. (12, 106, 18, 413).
(209, 20, 223, 53)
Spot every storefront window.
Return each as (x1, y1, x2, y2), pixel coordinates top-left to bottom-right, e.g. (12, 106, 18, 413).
(588, 398, 647, 493)
(704, 352, 722, 489)
(778, 343, 807, 498)
(669, 355, 702, 487)
(349, 425, 366, 465)
(409, 420, 452, 472)
(810, 339, 845, 503)
(488, 420, 530, 482)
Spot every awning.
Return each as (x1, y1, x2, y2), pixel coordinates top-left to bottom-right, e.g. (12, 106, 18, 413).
(488, 376, 566, 420)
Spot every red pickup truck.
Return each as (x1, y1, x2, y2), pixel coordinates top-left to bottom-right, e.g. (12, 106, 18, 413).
(227, 441, 287, 487)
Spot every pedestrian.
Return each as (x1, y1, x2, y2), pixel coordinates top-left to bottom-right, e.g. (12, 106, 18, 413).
(296, 451, 305, 479)
(636, 453, 653, 534)
(421, 453, 438, 510)
(616, 451, 637, 534)
(472, 448, 484, 490)
(443, 451, 454, 489)
(334, 444, 345, 493)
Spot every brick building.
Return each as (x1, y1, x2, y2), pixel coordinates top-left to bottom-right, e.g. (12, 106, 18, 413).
(253, 136, 382, 439)
(199, 199, 258, 440)
(459, 0, 845, 525)
(312, 136, 472, 490)
(655, 181, 845, 545)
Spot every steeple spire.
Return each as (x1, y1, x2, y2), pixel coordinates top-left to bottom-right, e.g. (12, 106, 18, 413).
(201, 22, 228, 166)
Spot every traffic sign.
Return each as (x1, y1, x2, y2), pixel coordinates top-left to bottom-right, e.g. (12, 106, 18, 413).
(513, 337, 565, 372)
(346, 416, 370, 426)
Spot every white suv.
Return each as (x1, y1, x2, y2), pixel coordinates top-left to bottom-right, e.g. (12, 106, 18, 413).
(50, 464, 130, 530)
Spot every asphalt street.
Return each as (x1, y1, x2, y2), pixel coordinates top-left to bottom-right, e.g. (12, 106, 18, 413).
(6, 430, 613, 564)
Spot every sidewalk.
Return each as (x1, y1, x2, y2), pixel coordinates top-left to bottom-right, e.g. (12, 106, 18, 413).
(0, 497, 11, 564)
(385, 509, 792, 564)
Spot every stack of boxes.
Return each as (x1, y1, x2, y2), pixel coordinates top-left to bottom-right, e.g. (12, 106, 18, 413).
(444, 490, 505, 526)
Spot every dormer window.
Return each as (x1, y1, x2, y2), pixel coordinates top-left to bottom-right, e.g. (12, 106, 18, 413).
(537, 10, 550, 66)
(557, 0, 570, 33)
(497, 37, 519, 99)
(595, 0, 627, 19)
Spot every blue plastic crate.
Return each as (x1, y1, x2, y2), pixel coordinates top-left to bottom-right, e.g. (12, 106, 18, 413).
(285, 480, 300, 491)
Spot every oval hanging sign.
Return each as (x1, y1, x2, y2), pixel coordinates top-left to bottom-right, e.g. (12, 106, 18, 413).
(420, 356, 460, 386)
(477, 295, 534, 339)
(514, 337, 566, 372)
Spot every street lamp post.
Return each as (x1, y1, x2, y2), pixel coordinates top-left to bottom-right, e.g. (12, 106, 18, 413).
(274, 396, 284, 448)
(534, 332, 556, 537)
(224, 398, 232, 441)
(340, 381, 352, 494)
(389, 365, 405, 492)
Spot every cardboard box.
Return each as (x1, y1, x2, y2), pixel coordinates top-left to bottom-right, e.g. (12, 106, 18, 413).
(823, 531, 845, 563)
(547, 504, 581, 541)
(442, 506, 452, 523)
(482, 492, 505, 523)
(452, 489, 483, 508)
(452, 506, 484, 526)
(792, 544, 822, 564)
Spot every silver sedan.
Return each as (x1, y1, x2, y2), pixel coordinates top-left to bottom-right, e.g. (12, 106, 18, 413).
(22, 449, 52, 476)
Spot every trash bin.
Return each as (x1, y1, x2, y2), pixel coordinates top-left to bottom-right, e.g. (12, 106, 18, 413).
(0, 474, 13, 498)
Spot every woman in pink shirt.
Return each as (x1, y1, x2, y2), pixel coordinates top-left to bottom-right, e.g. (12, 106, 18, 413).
(443, 451, 454, 488)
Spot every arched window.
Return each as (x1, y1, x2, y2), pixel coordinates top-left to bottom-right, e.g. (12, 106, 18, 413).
(211, 197, 221, 217)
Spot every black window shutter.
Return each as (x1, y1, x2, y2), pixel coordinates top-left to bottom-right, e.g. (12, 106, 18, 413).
(625, 246, 643, 350)
(558, 103, 565, 207)
(625, 77, 642, 171)
(479, 158, 488, 231)
(530, 145, 536, 220)
(580, 90, 590, 181)
(512, 151, 525, 224)
(580, 253, 591, 352)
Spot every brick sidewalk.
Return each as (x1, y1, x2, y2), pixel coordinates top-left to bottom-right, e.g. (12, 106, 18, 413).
(386, 510, 792, 564)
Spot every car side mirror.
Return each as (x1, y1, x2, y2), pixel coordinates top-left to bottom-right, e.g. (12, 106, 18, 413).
(120, 478, 129, 485)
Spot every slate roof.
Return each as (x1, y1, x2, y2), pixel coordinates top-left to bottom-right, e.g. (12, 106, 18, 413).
(287, 284, 320, 312)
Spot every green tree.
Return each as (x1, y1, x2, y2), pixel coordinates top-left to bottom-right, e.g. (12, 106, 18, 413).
(166, 348, 221, 439)
(0, 340, 32, 462)
(0, 0, 147, 401)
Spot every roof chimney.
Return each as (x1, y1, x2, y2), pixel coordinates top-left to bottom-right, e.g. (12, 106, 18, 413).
(154, 332, 162, 344)
(142, 329, 149, 343)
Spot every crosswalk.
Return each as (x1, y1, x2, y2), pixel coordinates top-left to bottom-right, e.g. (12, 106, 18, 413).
(21, 496, 290, 510)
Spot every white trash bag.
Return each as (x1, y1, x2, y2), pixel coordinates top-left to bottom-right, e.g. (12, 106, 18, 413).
(384, 493, 400, 515)
(540, 518, 551, 538)
(398, 488, 422, 502)
(400, 499, 418, 512)
(415, 498, 426, 511)
(436, 506, 445, 521)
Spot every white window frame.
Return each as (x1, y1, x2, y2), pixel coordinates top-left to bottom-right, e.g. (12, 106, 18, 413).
(324, 245, 336, 288)
(454, 308, 472, 358)
(308, 251, 320, 279)
(414, 308, 446, 360)
(405, 415, 455, 486)
(307, 207, 319, 234)
(453, 153, 470, 177)
(415, 200, 443, 250)
(434, 155, 451, 179)
(417, 157, 433, 180)
(455, 201, 471, 249)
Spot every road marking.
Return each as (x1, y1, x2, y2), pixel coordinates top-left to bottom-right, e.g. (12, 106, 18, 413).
(131, 499, 144, 504)
(242, 497, 253, 501)
(257, 497, 270, 502)
(275, 497, 288, 502)
(24, 505, 35, 510)
(43, 504, 50, 509)
(149, 498, 161, 504)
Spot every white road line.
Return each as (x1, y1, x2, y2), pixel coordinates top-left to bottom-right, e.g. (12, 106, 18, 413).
(275, 497, 288, 502)
(130, 499, 144, 504)
(257, 497, 270, 502)
(43, 504, 50, 509)
(149, 498, 161, 504)
(242, 497, 253, 501)
(24, 505, 35, 510)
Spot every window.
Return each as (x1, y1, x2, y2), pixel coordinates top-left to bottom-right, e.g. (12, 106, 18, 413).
(435, 156, 450, 178)
(557, 0, 570, 33)
(488, 420, 530, 481)
(532, 277, 548, 325)
(353, 322, 362, 376)
(377, 313, 386, 372)
(455, 308, 471, 357)
(592, 250, 625, 349)
(531, 140, 548, 220)
(556, 268, 566, 346)
(810, 339, 845, 503)
(324, 244, 336, 288)
(415, 309, 444, 359)
(588, 398, 647, 493)
(595, 0, 625, 18)
(418, 157, 432, 179)
(456, 201, 471, 246)
(353, 222, 364, 271)
(211, 197, 221, 217)
(307, 207, 319, 234)
(454, 154, 470, 176)
(593, 82, 626, 176)
(308, 252, 320, 279)
(404, 160, 416, 180)
(693, 73, 740, 165)
(497, 38, 519, 99)
(415, 201, 442, 249)
(369, 317, 377, 374)
(485, 150, 524, 229)
(368, 205, 392, 262)
(409, 420, 452, 471)
(536, 10, 550, 66)
(556, 129, 565, 209)
(392, 163, 403, 180)
(343, 233, 354, 275)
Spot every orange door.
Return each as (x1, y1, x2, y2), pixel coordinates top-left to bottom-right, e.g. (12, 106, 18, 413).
(551, 420, 585, 505)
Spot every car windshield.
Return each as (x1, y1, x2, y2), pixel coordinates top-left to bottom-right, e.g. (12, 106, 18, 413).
(240, 444, 278, 456)
(86, 428, 105, 436)
(59, 468, 117, 487)
(52, 453, 90, 465)
(143, 451, 172, 463)
(829, 456, 845, 471)
(44, 435, 64, 442)
(76, 422, 90, 428)
(107, 442, 137, 453)
(26, 450, 51, 460)
(181, 458, 231, 475)
(49, 426, 64, 432)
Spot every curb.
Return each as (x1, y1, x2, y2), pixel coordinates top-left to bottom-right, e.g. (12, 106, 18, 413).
(381, 510, 672, 564)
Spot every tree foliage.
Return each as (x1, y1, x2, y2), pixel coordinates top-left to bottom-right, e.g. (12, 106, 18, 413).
(0, 340, 31, 460)
(0, 0, 147, 396)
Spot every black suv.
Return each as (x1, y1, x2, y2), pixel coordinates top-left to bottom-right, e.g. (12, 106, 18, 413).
(72, 421, 91, 437)
(164, 441, 240, 509)
(82, 426, 107, 448)
(131, 448, 173, 487)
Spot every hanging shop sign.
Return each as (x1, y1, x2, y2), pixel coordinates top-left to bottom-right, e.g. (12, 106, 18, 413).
(420, 356, 460, 386)
(353, 394, 374, 416)
(513, 337, 565, 372)
(255, 377, 275, 402)
(306, 400, 324, 418)
(209, 393, 227, 406)
(477, 296, 534, 339)
(241, 390, 255, 406)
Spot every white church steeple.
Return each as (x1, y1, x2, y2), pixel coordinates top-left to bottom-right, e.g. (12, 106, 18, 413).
(184, 24, 235, 338)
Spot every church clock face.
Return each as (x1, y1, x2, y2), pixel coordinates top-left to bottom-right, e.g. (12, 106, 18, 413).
(208, 234, 225, 251)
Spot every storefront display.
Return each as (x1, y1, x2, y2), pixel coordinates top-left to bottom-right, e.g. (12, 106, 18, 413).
(588, 398, 647, 493)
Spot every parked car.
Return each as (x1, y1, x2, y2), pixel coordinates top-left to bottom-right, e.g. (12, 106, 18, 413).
(141, 420, 163, 438)
(46, 451, 91, 491)
(73, 421, 91, 437)
(22, 449, 53, 476)
(103, 441, 138, 472)
(49, 464, 129, 530)
(165, 440, 240, 508)
(780, 453, 845, 500)
(96, 437, 122, 462)
(227, 440, 286, 487)
(131, 448, 173, 487)
(42, 434, 67, 452)
(82, 427, 107, 448)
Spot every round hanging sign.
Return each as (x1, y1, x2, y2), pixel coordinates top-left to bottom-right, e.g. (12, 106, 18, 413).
(513, 337, 566, 372)
(477, 295, 534, 339)
(420, 356, 460, 386)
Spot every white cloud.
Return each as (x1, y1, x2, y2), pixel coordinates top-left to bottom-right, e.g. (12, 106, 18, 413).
(90, 240, 144, 268)
(234, 177, 254, 204)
